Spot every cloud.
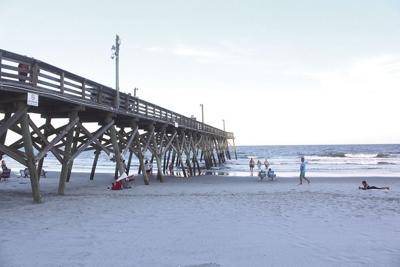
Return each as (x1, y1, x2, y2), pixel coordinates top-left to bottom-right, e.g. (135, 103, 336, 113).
(283, 54, 400, 94)
(144, 46, 165, 53)
(173, 45, 220, 59)
(142, 42, 258, 65)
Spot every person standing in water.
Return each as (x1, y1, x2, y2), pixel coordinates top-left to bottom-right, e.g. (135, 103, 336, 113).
(299, 157, 310, 185)
(257, 160, 262, 170)
(249, 158, 255, 176)
(264, 159, 270, 170)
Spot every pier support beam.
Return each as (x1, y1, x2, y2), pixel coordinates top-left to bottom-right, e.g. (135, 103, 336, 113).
(0, 112, 11, 158)
(20, 104, 41, 203)
(90, 148, 100, 180)
(67, 127, 80, 182)
(58, 111, 78, 195)
(126, 149, 133, 175)
(107, 115, 125, 178)
(37, 118, 51, 180)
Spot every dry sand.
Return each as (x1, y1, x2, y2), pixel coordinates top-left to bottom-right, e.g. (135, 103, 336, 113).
(1, 173, 399, 267)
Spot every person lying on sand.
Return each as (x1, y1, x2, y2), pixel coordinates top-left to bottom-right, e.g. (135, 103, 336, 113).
(359, 180, 389, 190)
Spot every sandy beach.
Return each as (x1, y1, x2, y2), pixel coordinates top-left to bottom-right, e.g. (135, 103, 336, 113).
(1, 173, 399, 267)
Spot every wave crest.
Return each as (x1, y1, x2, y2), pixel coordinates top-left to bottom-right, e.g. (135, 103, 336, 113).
(322, 152, 346, 157)
(376, 153, 391, 158)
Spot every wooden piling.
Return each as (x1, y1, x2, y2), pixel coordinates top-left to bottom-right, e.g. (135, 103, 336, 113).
(108, 116, 125, 177)
(126, 149, 133, 175)
(20, 105, 41, 203)
(58, 111, 78, 195)
(37, 118, 51, 180)
(90, 148, 100, 180)
(67, 127, 80, 182)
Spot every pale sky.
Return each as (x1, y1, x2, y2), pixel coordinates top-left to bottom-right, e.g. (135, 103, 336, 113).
(1, 0, 400, 145)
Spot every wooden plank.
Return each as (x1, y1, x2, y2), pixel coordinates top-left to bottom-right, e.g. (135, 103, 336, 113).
(63, 79, 83, 90)
(37, 79, 61, 90)
(62, 86, 83, 96)
(1, 63, 19, 72)
(1, 72, 30, 82)
(38, 72, 61, 83)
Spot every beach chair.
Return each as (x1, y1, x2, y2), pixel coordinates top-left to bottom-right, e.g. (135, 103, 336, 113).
(258, 169, 266, 180)
(19, 168, 47, 178)
(267, 170, 276, 181)
(1, 168, 11, 181)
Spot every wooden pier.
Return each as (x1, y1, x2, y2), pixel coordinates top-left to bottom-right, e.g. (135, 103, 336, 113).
(0, 49, 235, 203)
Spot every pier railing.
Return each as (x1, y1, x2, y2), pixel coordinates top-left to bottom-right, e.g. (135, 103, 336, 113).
(0, 49, 234, 139)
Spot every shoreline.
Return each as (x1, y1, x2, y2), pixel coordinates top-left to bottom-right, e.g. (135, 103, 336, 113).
(1, 172, 398, 200)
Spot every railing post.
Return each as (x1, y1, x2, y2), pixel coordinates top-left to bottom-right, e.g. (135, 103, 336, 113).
(30, 61, 39, 86)
(98, 86, 102, 104)
(145, 104, 148, 116)
(0, 51, 2, 80)
(125, 93, 130, 111)
(81, 79, 86, 99)
(60, 72, 65, 94)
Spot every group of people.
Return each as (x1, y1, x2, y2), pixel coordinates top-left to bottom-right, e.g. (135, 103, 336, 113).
(249, 158, 276, 180)
(249, 156, 390, 190)
(249, 158, 270, 174)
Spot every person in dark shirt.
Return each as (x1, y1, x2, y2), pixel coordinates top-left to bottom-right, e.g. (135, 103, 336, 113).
(18, 63, 29, 82)
(359, 180, 389, 190)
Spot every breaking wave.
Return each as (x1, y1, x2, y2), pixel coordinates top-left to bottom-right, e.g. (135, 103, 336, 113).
(376, 153, 391, 158)
(319, 152, 346, 158)
(377, 162, 396, 165)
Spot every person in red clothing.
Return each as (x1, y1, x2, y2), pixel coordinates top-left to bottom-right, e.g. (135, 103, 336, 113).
(111, 180, 123, 190)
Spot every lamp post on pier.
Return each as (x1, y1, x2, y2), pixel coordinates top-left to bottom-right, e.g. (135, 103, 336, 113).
(134, 87, 139, 97)
(111, 34, 121, 109)
(223, 119, 225, 132)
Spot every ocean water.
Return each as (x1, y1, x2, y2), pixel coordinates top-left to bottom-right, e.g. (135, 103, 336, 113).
(3, 144, 400, 178)
(223, 144, 400, 177)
